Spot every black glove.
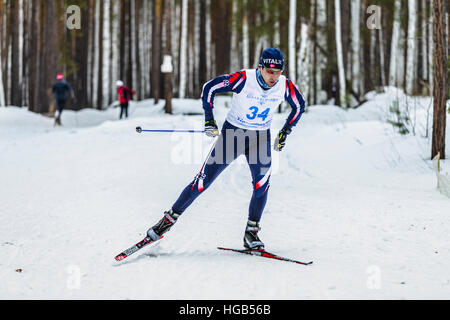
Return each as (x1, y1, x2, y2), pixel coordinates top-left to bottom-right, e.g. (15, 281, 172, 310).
(274, 127, 292, 151)
(204, 120, 219, 137)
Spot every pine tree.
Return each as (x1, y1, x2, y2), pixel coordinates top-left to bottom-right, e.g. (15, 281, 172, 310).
(431, 0, 447, 159)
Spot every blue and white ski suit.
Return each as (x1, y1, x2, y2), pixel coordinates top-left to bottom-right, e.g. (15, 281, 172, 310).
(172, 69, 306, 222)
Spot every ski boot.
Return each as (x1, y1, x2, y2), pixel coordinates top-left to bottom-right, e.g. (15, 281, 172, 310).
(146, 209, 179, 241)
(243, 220, 265, 250)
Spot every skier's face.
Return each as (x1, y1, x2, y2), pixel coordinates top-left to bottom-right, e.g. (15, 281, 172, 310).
(259, 66, 282, 87)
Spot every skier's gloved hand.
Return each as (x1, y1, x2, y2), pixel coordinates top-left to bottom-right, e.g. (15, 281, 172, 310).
(205, 120, 219, 137)
(274, 127, 292, 151)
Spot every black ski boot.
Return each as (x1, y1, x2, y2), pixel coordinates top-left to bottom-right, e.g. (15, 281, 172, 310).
(243, 220, 265, 250)
(146, 209, 179, 241)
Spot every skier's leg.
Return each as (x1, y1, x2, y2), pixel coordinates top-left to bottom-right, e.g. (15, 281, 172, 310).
(119, 105, 124, 119)
(55, 100, 65, 126)
(172, 126, 235, 214)
(243, 129, 271, 250)
(147, 121, 241, 239)
(246, 129, 272, 223)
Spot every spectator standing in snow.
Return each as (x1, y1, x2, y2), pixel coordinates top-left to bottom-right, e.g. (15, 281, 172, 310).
(116, 80, 136, 119)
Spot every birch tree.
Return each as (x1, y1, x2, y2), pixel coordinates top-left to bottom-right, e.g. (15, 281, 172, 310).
(230, 0, 239, 72)
(421, 0, 428, 81)
(297, 22, 310, 102)
(152, 0, 162, 103)
(146, 0, 153, 97)
(378, 27, 386, 86)
(316, 0, 327, 103)
(428, 1, 434, 89)
(179, 0, 188, 98)
(205, 0, 212, 78)
(350, 0, 361, 97)
(194, 0, 201, 94)
(130, 0, 137, 98)
(199, 0, 207, 87)
(389, 0, 402, 87)
(406, 0, 417, 94)
(288, 0, 296, 83)
(335, 0, 347, 106)
(163, 0, 173, 114)
(242, 0, 250, 69)
(111, 0, 120, 101)
(0, 39, 4, 107)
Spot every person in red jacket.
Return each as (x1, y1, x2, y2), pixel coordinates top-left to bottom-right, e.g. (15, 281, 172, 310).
(116, 80, 135, 119)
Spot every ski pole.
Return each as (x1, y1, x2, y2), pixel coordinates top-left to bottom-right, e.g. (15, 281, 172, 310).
(136, 126, 205, 133)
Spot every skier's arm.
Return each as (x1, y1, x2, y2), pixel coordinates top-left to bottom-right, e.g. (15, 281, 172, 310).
(126, 87, 136, 100)
(283, 79, 306, 131)
(201, 70, 247, 123)
(274, 79, 306, 151)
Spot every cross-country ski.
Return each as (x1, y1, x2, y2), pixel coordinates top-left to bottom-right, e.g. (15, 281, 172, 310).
(217, 247, 313, 265)
(115, 236, 164, 262)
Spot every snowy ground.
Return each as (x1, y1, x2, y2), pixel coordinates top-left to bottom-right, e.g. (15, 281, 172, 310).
(1, 87, 449, 299)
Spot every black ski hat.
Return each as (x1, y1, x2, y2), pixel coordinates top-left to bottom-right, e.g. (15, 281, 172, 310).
(259, 48, 285, 70)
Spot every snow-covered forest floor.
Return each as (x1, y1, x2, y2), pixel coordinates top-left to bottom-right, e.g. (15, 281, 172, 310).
(0, 87, 449, 299)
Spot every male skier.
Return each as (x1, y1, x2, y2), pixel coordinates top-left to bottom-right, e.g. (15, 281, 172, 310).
(146, 48, 306, 250)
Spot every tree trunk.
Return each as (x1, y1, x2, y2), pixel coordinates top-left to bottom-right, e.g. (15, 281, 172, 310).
(406, 0, 417, 95)
(211, 0, 231, 75)
(335, 0, 347, 106)
(152, 0, 162, 103)
(297, 22, 310, 102)
(164, 0, 173, 114)
(288, 0, 297, 83)
(242, 0, 250, 69)
(315, 0, 327, 104)
(102, 0, 111, 106)
(3, 0, 11, 106)
(428, 0, 434, 90)
(350, 0, 361, 98)
(133, 0, 142, 100)
(111, 0, 119, 101)
(0, 0, 5, 107)
(311, 0, 317, 104)
(10, 0, 21, 106)
(97, 0, 104, 110)
(27, 0, 40, 112)
(0, 42, 4, 106)
(431, 0, 447, 159)
(89, 0, 97, 107)
(199, 0, 207, 86)
(389, 0, 401, 87)
(179, 0, 188, 98)
(39, 0, 58, 114)
(378, 28, 386, 87)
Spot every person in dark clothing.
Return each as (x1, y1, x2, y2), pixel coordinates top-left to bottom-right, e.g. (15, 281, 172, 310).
(52, 73, 74, 126)
(116, 80, 136, 119)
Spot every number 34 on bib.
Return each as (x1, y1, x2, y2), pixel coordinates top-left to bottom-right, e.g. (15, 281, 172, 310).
(246, 106, 270, 122)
